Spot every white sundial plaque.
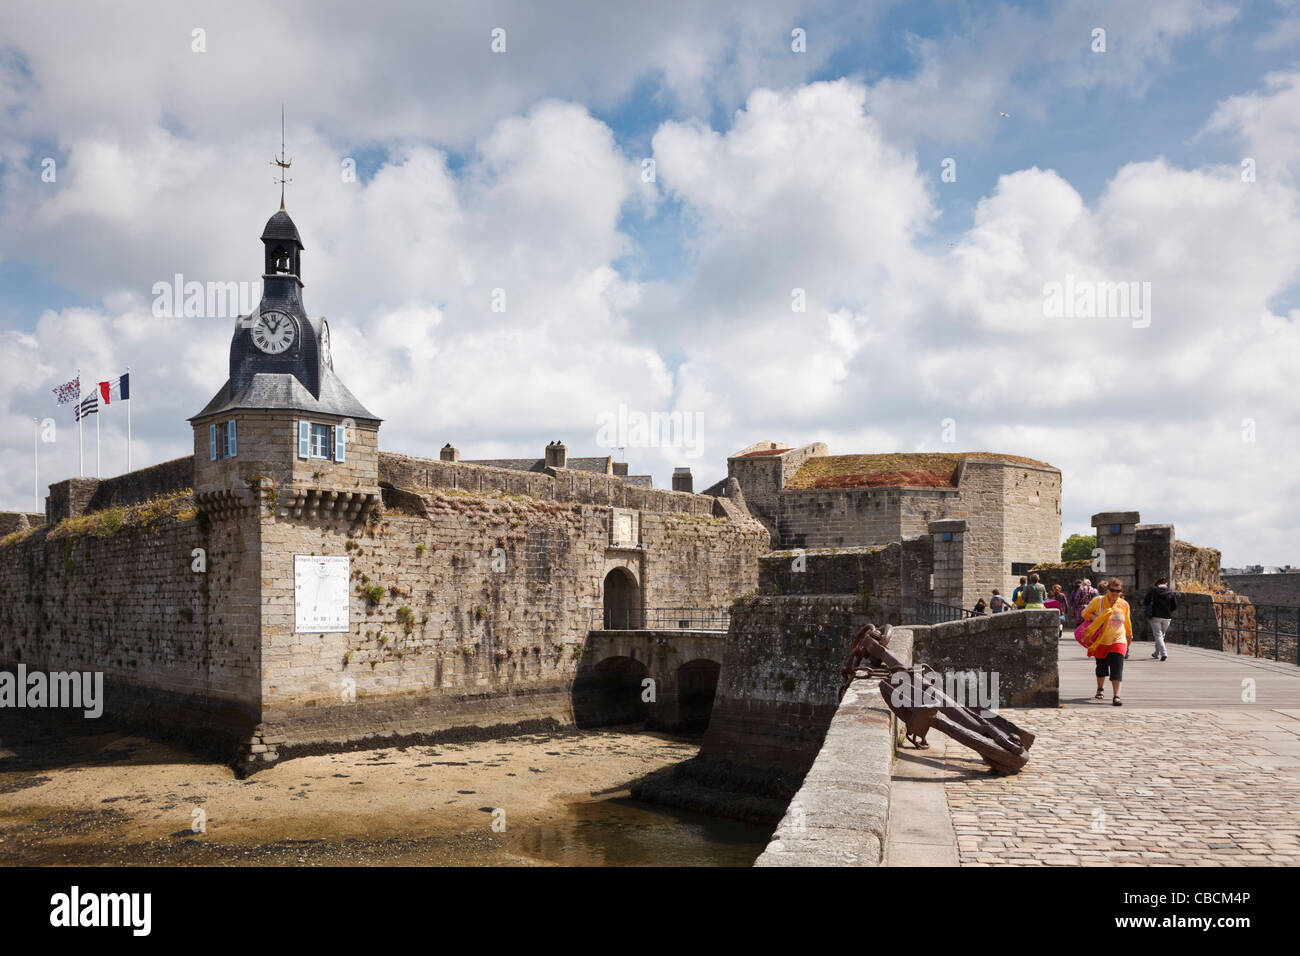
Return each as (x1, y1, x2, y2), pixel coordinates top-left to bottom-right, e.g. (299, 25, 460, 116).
(294, 554, 351, 633)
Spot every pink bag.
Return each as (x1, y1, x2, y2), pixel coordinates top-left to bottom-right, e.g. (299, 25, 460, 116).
(1074, 620, 1095, 650)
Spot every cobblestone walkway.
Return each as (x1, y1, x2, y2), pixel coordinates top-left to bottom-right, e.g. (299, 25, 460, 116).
(939, 639, 1300, 866)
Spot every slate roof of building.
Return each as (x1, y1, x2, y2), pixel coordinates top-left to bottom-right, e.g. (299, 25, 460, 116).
(787, 452, 1056, 490)
(190, 370, 379, 423)
(463, 456, 615, 474)
(261, 209, 303, 246)
(624, 475, 653, 488)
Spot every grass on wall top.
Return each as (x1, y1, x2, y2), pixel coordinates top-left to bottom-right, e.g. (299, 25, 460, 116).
(787, 452, 1054, 490)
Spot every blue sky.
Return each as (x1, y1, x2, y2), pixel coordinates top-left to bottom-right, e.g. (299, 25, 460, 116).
(1, 0, 1299, 564)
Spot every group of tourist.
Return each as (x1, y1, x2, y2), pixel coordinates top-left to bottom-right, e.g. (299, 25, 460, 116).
(968, 573, 1180, 706)
(969, 573, 1066, 616)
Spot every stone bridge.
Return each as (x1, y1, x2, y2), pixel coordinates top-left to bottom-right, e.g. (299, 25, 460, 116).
(573, 629, 725, 732)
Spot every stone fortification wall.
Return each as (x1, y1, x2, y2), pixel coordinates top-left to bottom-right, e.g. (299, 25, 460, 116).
(1, 469, 767, 766)
(1221, 572, 1299, 607)
(757, 542, 932, 625)
(246, 486, 768, 758)
(379, 451, 715, 517)
(0, 512, 44, 535)
(0, 493, 262, 748)
(46, 457, 195, 525)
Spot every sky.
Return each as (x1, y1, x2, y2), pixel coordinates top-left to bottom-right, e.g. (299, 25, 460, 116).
(1, 0, 1299, 566)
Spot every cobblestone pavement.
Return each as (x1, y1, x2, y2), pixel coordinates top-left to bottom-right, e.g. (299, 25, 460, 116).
(942, 708, 1300, 866)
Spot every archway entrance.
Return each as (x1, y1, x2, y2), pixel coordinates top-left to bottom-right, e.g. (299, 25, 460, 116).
(602, 567, 641, 630)
(572, 656, 650, 728)
(676, 659, 721, 732)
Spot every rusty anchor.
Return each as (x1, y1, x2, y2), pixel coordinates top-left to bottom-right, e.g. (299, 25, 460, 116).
(839, 623, 1035, 776)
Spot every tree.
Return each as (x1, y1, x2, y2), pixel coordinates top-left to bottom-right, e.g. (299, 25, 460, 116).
(1061, 534, 1096, 562)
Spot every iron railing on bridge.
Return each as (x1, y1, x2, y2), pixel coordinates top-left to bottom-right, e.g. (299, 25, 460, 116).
(1169, 599, 1300, 665)
(914, 599, 975, 625)
(589, 607, 731, 632)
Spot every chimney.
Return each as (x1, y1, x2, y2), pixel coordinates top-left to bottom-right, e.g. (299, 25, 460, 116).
(440, 443, 460, 462)
(672, 467, 693, 493)
(545, 440, 568, 469)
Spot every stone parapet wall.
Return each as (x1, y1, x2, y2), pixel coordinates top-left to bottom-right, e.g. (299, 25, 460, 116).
(700, 594, 866, 776)
(757, 541, 932, 625)
(45, 457, 196, 525)
(755, 628, 913, 867)
(0, 512, 45, 536)
(910, 609, 1059, 708)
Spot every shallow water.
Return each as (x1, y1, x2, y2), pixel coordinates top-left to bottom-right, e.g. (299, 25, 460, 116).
(508, 795, 771, 867)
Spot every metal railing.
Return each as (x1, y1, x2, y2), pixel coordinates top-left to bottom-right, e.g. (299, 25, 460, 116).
(589, 607, 731, 632)
(1166, 599, 1300, 665)
(914, 599, 975, 625)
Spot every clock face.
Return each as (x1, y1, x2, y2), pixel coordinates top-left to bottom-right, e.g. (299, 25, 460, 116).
(319, 320, 332, 367)
(251, 310, 296, 354)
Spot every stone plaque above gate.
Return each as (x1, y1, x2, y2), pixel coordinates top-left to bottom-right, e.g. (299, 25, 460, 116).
(610, 507, 640, 548)
(294, 554, 351, 633)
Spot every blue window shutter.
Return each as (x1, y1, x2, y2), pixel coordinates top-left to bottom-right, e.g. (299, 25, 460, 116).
(334, 424, 346, 462)
(209, 424, 217, 460)
(298, 420, 309, 459)
(227, 419, 237, 457)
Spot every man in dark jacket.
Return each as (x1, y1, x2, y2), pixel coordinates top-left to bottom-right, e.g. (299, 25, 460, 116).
(1143, 577, 1177, 661)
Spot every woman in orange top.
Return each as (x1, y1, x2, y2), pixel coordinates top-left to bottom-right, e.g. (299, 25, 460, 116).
(1080, 577, 1132, 706)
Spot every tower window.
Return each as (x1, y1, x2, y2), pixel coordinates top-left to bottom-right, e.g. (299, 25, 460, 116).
(209, 421, 238, 459)
(310, 423, 330, 459)
(298, 420, 347, 462)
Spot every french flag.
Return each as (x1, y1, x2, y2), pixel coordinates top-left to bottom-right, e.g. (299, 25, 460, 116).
(98, 373, 130, 405)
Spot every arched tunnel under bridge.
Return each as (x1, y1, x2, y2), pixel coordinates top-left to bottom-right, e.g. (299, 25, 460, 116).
(572, 631, 725, 733)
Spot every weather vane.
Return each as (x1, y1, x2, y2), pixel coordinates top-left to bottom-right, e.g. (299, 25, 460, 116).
(271, 105, 292, 209)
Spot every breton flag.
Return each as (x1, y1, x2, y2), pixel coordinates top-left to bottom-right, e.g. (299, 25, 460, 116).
(52, 376, 80, 405)
(98, 373, 130, 404)
(74, 394, 99, 421)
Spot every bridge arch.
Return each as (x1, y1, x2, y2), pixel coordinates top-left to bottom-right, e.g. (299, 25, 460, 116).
(572, 655, 649, 728)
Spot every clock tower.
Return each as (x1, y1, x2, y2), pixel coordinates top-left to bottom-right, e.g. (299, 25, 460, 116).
(189, 202, 381, 524)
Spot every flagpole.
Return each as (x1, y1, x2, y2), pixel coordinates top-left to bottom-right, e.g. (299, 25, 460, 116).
(126, 365, 132, 473)
(33, 417, 39, 514)
(76, 367, 83, 477)
(96, 406, 101, 478)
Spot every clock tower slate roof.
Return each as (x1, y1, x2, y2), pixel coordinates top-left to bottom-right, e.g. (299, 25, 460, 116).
(261, 208, 302, 246)
(190, 205, 379, 424)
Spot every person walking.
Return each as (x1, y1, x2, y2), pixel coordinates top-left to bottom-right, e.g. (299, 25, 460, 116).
(989, 588, 1011, 613)
(1012, 576, 1028, 607)
(1080, 577, 1132, 705)
(1020, 572, 1047, 608)
(1045, 583, 1069, 629)
(972, 597, 988, 615)
(1070, 578, 1098, 626)
(1143, 576, 1177, 662)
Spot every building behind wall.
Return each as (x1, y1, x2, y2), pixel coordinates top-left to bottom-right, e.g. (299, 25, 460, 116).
(712, 441, 1062, 611)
